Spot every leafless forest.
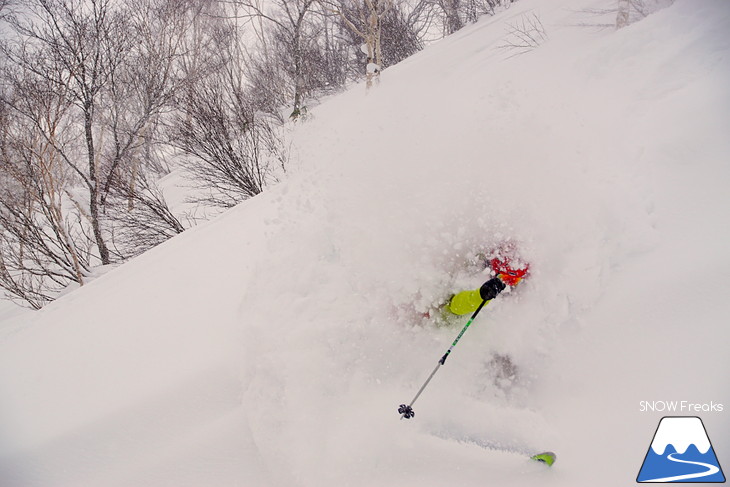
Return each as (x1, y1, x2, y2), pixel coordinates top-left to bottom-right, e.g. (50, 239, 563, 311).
(0, 0, 651, 307)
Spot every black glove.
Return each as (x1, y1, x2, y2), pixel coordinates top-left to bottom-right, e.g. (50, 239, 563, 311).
(479, 277, 506, 301)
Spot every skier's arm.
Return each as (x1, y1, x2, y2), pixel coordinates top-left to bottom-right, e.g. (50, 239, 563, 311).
(448, 277, 508, 316)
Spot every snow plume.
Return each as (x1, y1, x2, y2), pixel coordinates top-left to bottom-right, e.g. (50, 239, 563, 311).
(1, 1, 729, 486)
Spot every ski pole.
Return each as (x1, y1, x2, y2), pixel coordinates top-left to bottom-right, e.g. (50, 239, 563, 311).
(398, 298, 488, 419)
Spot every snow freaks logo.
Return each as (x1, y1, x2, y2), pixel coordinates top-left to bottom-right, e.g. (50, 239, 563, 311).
(637, 417, 726, 483)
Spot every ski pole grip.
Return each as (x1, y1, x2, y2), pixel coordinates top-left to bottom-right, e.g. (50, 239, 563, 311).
(439, 351, 450, 365)
(479, 277, 506, 301)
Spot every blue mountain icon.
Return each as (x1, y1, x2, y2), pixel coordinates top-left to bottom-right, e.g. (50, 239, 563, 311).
(638, 417, 725, 483)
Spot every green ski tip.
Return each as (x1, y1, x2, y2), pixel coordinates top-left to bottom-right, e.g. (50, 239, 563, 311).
(531, 451, 557, 467)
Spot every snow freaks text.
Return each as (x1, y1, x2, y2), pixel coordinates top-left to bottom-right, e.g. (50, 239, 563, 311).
(639, 401, 724, 413)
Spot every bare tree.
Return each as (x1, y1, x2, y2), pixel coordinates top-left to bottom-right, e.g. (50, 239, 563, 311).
(439, 0, 463, 34)
(417, 0, 516, 36)
(497, 11, 547, 57)
(96, 0, 197, 256)
(4, 0, 131, 265)
(100, 0, 191, 198)
(324, 0, 395, 88)
(3, 0, 196, 259)
(616, 0, 674, 28)
(0, 0, 16, 19)
(0, 0, 202, 306)
(0, 84, 93, 307)
(233, 0, 324, 118)
(171, 71, 283, 208)
(616, 0, 630, 28)
(379, 4, 423, 67)
(106, 168, 185, 258)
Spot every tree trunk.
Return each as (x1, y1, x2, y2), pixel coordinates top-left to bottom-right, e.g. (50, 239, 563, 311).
(616, 0, 630, 28)
(444, 0, 463, 35)
(291, 28, 304, 118)
(84, 103, 111, 265)
(365, 8, 382, 89)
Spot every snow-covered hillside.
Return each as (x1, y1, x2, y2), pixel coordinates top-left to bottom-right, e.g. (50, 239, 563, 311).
(1, 0, 729, 486)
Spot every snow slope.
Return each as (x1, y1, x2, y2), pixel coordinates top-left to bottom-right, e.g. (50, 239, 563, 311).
(0, 301, 26, 322)
(1, 0, 729, 485)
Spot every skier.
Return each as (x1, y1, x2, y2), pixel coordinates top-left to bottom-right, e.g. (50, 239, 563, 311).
(399, 252, 556, 467)
(443, 256, 528, 317)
